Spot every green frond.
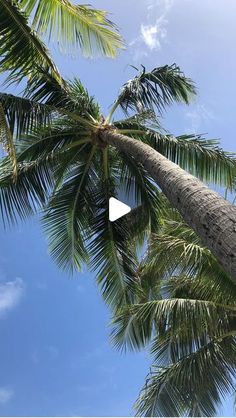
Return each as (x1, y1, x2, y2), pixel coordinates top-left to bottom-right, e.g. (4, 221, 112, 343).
(111, 64, 196, 118)
(115, 118, 236, 189)
(17, 125, 91, 162)
(0, 0, 61, 83)
(142, 200, 236, 298)
(0, 156, 54, 224)
(0, 132, 90, 225)
(24, 72, 100, 122)
(115, 149, 161, 235)
(114, 110, 160, 130)
(88, 161, 139, 308)
(167, 271, 236, 307)
(0, 103, 17, 177)
(135, 337, 236, 417)
(111, 298, 234, 353)
(42, 144, 96, 273)
(145, 131, 236, 189)
(19, 0, 124, 57)
(0, 92, 53, 137)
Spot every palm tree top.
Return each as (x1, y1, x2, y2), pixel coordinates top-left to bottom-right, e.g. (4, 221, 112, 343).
(0, 62, 236, 307)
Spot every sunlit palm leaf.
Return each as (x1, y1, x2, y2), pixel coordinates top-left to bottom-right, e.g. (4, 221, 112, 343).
(111, 298, 234, 352)
(19, 0, 124, 57)
(0, 0, 61, 82)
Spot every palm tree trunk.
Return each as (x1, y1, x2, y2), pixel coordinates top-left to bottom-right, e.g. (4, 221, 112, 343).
(101, 129, 236, 282)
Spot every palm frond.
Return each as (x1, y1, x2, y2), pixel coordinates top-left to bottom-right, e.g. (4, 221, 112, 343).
(111, 64, 196, 118)
(145, 131, 236, 189)
(0, 93, 53, 137)
(0, 156, 54, 224)
(115, 118, 236, 189)
(167, 272, 236, 307)
(17, 123, 91, 161)
(0, 0, 61, 82)
(115, 149, 161, 236)
(0, 130, 89, 224)
(25, 72, 100, 121)
(135, 337, 236, 417)
(42, 144, 96, 273)
(88, 151, 139, 308)
(111, 298, 234, 352)
(146, 208, 236, 304)
(0, 103, 17, 177)
(19, 0, 124, 57)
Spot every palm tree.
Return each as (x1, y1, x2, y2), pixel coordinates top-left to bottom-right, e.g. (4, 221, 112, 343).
(112, 198, 236, 416)
(0, 64, 236, 304)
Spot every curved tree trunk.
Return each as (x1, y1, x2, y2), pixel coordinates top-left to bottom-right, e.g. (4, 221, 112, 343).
(101, 129, 236, 282)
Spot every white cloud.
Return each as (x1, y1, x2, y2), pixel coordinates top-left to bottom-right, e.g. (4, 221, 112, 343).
(185, 104, 215, 133)
(0, 388, 14, 404)
(0, 278, 24, 316)
(141, 16, 167, 50)
(129, 0, 174, 58)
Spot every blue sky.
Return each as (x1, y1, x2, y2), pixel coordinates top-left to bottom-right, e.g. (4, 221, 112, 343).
(0, 0, 236, 416)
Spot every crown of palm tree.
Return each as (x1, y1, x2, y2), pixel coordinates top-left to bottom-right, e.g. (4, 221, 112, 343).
(0, 64, 236, 309)
(0, 0, 124, 193)
(111, 198, 236, 416)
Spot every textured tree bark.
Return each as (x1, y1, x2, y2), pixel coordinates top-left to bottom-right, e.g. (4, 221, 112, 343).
(101, 129, 236, 282)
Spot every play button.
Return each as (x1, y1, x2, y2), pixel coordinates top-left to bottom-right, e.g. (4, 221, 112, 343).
(109, 197, 131, 222)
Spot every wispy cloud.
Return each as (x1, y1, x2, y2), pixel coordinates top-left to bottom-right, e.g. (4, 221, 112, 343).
(129, 0, 174, 60)
(141, 15, 167, 50)
(0, 388, 14, 404)
(0, 278, 24, 316)
(185, 104, 215, 133)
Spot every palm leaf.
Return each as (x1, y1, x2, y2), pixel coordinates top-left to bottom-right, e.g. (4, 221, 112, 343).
(145, 131, 236, 189)
(88, 150, 139, 308)
(115, 118, 236, 189)
(135, 337, 236, 417)
(42, 144, 96, 273)
(115, 148, 161, 236)
(0, 155, 54, 224)
(0, 92, 53, 137)
(0, 103, 17, 177)
(0, 0, 61, 82)
(24, 72, 100, 122)
(110, 64, 196, 119)
(19, 0, 124, 57)
(111, 298, 234, 352)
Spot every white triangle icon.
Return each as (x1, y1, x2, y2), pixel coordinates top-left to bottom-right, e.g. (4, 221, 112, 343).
(109, 197, 131, 222)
